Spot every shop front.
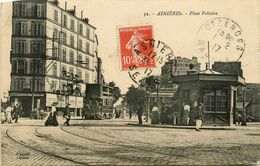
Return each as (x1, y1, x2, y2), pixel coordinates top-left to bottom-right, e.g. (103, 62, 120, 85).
(173, 71, 245, 126)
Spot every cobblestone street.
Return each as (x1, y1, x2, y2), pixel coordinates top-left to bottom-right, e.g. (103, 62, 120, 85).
(1, 117, 260, 166)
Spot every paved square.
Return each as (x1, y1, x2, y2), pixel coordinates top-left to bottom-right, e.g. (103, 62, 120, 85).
(1, 118, 260, 165)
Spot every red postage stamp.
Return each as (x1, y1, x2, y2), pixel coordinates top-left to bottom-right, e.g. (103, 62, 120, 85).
(118, 25, 155, 70)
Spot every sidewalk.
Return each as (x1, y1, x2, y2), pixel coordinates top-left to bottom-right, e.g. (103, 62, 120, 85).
(2, 116, 260, 130)
(127, 120, 260, 130)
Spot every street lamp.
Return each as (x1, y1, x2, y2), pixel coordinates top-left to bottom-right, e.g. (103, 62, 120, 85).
(241, 86, 247, 126)
(146, 88, 151, 122)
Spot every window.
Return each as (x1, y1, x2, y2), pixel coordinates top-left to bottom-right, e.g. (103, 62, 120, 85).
(85, 72, 89, 83)
(85, 57, 90, 69)
(86, 28, 90, 39)
(31, 21, 44, 36)
(35, 79, 42, 91)
(30, 60, 43, 74)
(70, 34, 74, 47)
(70, 19, 74, 31)
(31, 41, 44, 54)
(53, 28, 58, 41)
(203, 89, 227, 112)
(21, 22, 27, 35)
(15, 41, 27, 54)
(79, 39, 82, 51)
(61, 65, 66, 78)
(53, 46, 58, 58)
(17, 60, 25, 74)
(63, 15, 67, 27)
(79, 24, 83, 35)
(77, 69, 82, 80)
(62, 32, 67, 45)
(12, 61, 17, 74)
(21, 3, 26, 16)
(53, 64, 57, 76)
(86, 42, 90, 53)
(78, 54, 82, 66)
(13, 3, 19, 16)
(62, 48, 66, 62)
(54, 10, 58, 22)
(50, 81, 57, 93)
(69, 51, 74, 64)
(15, 22, 21, 35)
(36, 4, 42, 17)
(14, 79, 25, 91)
(24, 61, 28, 73)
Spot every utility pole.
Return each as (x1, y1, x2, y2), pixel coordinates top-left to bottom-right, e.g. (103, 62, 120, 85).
(146, 88, 150, 122)
(58, 31, 62, 108)
(31, 44, 36, 117)
(208, 41, 210, 69)
(241, 86, 247, 126)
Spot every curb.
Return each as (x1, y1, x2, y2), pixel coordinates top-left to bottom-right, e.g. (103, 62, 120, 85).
(127, 123, 237, 130)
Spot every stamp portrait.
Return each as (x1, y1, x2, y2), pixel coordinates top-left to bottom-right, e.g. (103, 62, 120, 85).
(118, 25, 155, 70)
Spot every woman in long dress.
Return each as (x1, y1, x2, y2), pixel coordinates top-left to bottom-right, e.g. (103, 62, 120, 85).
(45, 102, 59, 126)
(5, 105, 12, 123)
(126, 29, 146, 66)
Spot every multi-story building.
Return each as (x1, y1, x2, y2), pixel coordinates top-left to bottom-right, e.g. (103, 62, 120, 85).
(212, 61, 243, 77)
(10, 0, 98, 116)
(85, 83, 114, 119)
(161, 56, 200, 85)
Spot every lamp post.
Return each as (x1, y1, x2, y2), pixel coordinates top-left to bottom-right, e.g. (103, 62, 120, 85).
(146, 88, 151, 122)
(241, 86, 247, 126)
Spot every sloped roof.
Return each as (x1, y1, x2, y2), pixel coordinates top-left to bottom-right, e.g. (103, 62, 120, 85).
(199, 69, 222, 75)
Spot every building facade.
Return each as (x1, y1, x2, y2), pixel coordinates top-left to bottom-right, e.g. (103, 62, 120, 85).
(212, 61, 243, 77)
(85, 83, 114, 119)
(10, 0, 98, 116)
(161, 56, 200, 85)
(173, 70, 245, 126)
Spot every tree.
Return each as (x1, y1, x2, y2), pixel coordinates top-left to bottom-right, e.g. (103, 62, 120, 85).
(108, 81, 121, 103)
(125, 85, 146, 112)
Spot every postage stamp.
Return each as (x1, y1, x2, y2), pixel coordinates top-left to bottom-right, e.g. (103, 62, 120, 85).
(196, 17, 245, 62)
(127, 38, 175, 85)
(118, 25, 155, 70)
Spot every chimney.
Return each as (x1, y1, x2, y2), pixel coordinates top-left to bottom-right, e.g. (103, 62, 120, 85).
(65, 2, 67, 10)
(74, 6, 76, 15)
(81, 11, 83, 19)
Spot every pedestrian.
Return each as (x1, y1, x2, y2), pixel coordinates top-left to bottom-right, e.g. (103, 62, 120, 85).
(122, 107, 126, 119)
(183, 102, 191, 125)
(5, 105, 12, 123)
(81, 108, 86, 120)
(12, 104, 20, 123)
(64, 103, 71, 126)
(45, 102, 59, 126)
(1, 109, 7, 124)
(129, 108, 133, 119)
(160, 103, 167, 124)
(195, 103, 204, 131)
(151, 103, 159, 124)
(137, 103, 143, 125)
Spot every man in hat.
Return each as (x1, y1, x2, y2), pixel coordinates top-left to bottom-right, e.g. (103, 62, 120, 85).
(195, 103, 204, 131)
(64, 103, 71, 126)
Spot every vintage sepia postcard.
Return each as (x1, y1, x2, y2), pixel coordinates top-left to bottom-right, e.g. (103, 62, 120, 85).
(0, 0, 259, 165)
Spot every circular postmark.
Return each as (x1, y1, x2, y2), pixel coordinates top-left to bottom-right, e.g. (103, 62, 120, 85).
(196, 17, 245, 63)
(127, 38, 176, 85)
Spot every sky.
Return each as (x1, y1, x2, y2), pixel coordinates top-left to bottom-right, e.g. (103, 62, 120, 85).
(0, 0, 259, 96)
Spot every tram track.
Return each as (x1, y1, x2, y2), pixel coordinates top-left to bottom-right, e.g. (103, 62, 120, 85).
(61, 126, 185, 158)
(34, 127, 143, 165)
(5, 128, 86, 166)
